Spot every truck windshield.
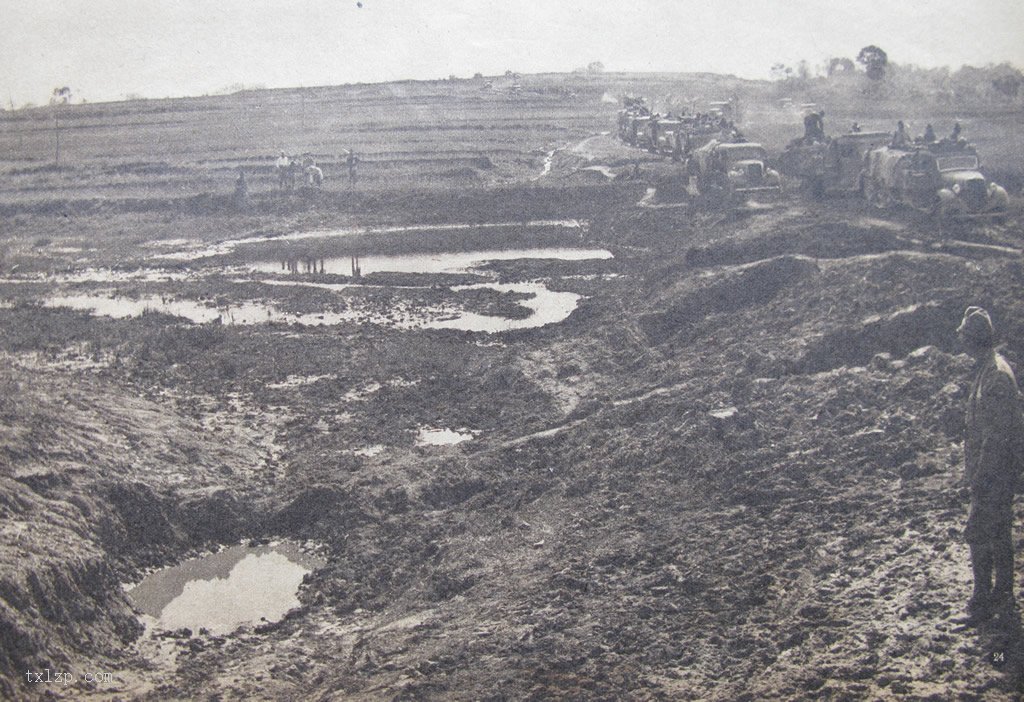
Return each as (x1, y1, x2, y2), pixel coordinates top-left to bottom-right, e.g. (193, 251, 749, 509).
(722, 147, 765, 162)
(936, 155, 979, 171)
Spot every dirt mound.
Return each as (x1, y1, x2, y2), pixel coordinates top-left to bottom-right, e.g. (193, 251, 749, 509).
(686, 220, 911, 268)
(799, 300, 963, 373)
(640, 255, 819, 344)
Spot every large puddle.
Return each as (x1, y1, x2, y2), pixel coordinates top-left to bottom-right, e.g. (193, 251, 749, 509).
(153, 219, 587, 261)
(32, 245, 612, 332)
(127, 543, 323, 635)
(42, 280, 580, 332)
(252, 247, 612, 276)
(9, 221, 615, 332)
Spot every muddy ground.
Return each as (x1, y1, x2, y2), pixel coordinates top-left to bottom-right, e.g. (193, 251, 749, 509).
(2, 82, 1024, 700)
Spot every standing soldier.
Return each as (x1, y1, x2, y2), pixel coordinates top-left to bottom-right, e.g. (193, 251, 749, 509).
(233, 166, 250, 211)
(275, 151, 291, 189)
(957, 306, 1024, 624)
(346, 150, 360, 186)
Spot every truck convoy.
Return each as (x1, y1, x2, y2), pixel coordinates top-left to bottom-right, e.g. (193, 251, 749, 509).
(617, 97, 1009, 219)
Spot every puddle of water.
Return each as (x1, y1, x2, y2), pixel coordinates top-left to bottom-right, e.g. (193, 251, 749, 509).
(251, 247, 613, 277)
(127, 543, 323, 636)
(41, 283, 584, 333)
(267, 374, 335, 390)
(153, 220, 588, 261)
(426, 282, 582, 333)
(532, 145, 565, 180)
(37, 246, 611, 332)
(45, 294, 287, 324)
(43, 293, 366, 326)
(581, 165, 616, 179)
(417, 427, 475, 446)
(0, 269, 188, 285)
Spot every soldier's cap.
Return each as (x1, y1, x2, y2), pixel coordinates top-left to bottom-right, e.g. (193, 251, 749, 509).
(957, 306, 994, 346)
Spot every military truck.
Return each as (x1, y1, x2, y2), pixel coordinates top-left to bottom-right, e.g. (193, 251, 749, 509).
(779, 131, 889, 198)
(618, 110, 653, 147)
(649, 116, 735, 161)
(648, 116, 692, 158)
(687, 140, 782, 204)
(617, 97, 650, 145)
(861, 142, 1008, 220)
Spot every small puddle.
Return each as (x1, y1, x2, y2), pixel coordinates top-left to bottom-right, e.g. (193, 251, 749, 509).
(581, 165, 616, 179)
(532, 146, 565, 180)
(417, 427, 474, 446)
(426, 282, 582, 333)
(127, 543, 323, 635)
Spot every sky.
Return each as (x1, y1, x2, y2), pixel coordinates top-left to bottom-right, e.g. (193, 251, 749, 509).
(1, 0, 1022, 106)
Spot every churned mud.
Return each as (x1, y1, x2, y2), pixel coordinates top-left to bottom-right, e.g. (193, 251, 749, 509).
(1, 84, 1024, 700)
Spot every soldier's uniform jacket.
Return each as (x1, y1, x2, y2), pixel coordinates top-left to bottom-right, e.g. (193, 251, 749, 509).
(965, 352, 1024, 541)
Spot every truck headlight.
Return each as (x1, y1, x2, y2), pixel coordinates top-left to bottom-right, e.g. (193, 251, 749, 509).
(952, 184, 961, 194)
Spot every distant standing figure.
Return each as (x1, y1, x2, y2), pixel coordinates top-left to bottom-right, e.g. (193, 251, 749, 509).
(850, 122, 862, 133)
(233, 167, 250, 211)
(891, 120, 910, 148)
(275, 151, 291, 189)
(951, 122, 962, 142)
(803, 110, 825, 144)
(923, 124, 936, 143)
(346, 150, 360, 185)
(956, 306, 1024, 625)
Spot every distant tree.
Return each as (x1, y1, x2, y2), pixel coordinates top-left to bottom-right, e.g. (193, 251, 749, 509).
(50, 86, 72, 168)
(587, 61, 605, 74)
(504, 70, 515, 78)
(827, 57, 855, 77)
(991, 64, 1024, 98)
(770, 63, 794, 81)
(473, 72, 484, 79)
(857, 45, 888, 81)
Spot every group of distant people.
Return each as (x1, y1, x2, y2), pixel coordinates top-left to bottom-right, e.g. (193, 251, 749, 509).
(800, 110, 969, 152)
(272, 150, 361, 190)
(231, 149, 361, 211)
(891, 120, 964, 149)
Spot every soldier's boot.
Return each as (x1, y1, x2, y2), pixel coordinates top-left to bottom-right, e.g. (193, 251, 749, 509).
(967, 543, 994, 621)
(990, 537, 1016, 613)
